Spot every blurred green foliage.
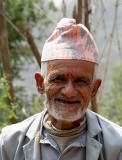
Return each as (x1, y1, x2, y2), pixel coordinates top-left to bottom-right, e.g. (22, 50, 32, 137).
(99, 63, 122, 126)
(0, 76, 45, 133)
(0, 77, 18, 132)
(0, 0, 57, 125)
(3, 0, 57, 79)
(14, 86, 45, 121)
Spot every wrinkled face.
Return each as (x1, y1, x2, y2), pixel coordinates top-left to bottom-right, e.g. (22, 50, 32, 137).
(43, 59, 97, 122)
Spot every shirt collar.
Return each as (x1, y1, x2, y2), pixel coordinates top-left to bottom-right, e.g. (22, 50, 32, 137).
(26, 109, 47, 140)
(26, 108, 102, 140)
(86, 109, 102, 137)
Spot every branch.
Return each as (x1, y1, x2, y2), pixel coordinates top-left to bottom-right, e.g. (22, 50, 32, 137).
(116, 26, 122, 63)
(89, 0, 96, 26)
(62, 0, 66, 17)
(0, 12, 41, 68)
(100, 0, 106, 8)
(84, 0, 90, 31)
(100, 36, 110, 60)
(0, 11, 27, 42)
(73, 0, 83, 24)
(102, 16, 107, 38)
(101, 0, 107, 38)
(97, 0, 119, 105)
(92, 7, 106, 34)
(32, 1, 57, 24)
(27, 32, 41, 68)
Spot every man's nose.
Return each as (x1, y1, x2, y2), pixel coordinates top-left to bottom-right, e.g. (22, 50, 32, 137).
(61, 81, 77, 98)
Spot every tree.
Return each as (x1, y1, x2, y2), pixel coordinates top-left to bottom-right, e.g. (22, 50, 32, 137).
(0, 0, 57, 122)
(0, 0, 14, 103)
(3, 0, 57, 78)
(73, 0, 83, 24)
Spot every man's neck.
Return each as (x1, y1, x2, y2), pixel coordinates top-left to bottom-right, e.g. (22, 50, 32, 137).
(46, 113, 84, 130)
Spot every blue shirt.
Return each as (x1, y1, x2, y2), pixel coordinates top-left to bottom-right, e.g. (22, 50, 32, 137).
(40, 127, 86, 160)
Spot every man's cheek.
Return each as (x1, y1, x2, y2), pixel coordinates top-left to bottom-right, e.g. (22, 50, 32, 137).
(79, 86, 92, 99)
(45, 85, 56, 101)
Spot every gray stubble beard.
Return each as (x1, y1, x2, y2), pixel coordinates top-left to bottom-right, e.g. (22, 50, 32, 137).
(45, 98, 87, 123)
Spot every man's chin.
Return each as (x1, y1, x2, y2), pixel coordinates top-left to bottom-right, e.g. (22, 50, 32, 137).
(47, 106, 84, 123)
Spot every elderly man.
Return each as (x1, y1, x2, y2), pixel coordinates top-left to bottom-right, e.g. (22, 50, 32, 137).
(0, 18, 122, 160)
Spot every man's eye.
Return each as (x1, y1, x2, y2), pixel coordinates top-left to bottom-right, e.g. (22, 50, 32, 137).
(75, 79, 87, 83)
(50, 76, 65, 82)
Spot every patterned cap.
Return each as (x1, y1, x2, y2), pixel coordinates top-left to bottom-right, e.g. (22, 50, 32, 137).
(41, 18, 99, 64)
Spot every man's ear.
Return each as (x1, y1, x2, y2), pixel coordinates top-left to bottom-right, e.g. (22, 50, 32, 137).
(35, 72, 45, 94)
(91, 79, 102, 99)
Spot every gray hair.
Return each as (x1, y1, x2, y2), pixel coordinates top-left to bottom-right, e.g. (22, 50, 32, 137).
(41, 61, 48, 80)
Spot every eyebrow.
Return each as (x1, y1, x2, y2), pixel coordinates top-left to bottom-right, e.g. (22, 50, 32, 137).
(48, 73, 91, 83)
(76, 76, 91, 83)
(48, 73, 65, 81)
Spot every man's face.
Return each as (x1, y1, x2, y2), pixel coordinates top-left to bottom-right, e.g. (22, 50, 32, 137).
(43, 59, 99, 122)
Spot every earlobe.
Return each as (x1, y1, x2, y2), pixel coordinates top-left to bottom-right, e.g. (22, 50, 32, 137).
(91, 79, 102, 99)
(35, 72, 45, 94)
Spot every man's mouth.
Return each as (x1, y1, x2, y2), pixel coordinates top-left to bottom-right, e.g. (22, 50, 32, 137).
(56, 98, 81, 104)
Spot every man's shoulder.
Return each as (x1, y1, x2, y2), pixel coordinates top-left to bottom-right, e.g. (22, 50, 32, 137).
(87, 109, 122, 137)
(2, 110, 45, 136)
(0, 110, 46, 160)
(97, 113, 122, 136)
(87, 110, 122, 137)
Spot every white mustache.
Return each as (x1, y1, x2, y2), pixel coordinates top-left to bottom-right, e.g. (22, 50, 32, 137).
(54, 95, 82, 102)
(45, 94, 82, 105)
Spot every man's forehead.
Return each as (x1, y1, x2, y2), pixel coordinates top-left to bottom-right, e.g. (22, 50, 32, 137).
(47, 59, 95, 77)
